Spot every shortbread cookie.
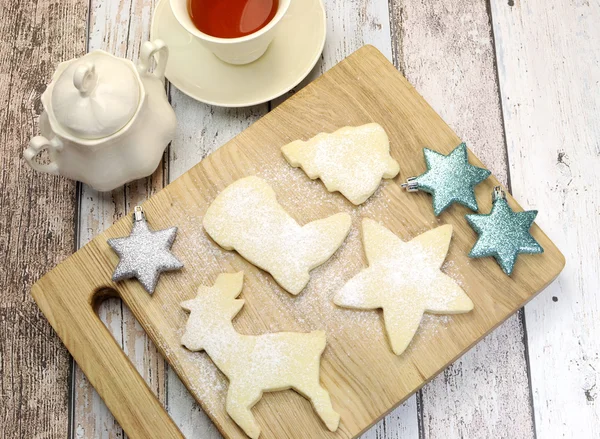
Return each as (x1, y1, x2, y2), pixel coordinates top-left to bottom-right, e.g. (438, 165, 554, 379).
(281, 124, 400, 205)
(203, 176, 351, 295)
(334, 219, 473, 355)
(181, 272, 340, 439)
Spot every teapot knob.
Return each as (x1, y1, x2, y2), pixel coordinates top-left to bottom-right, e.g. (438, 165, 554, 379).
(73, 62, 98, 97)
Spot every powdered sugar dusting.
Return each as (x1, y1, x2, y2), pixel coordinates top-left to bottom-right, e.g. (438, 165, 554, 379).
(281, 124, 400, 204)
(161, 159, 468, 409)
(181, 350, 228, 416)
(202, 176, 351, 294)
(178, 274, 340, 435)
(334, 220, 473, 355)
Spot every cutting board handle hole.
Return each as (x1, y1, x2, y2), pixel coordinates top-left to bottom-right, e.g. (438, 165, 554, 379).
(91, 287, 121, 312)
(93, 295, 167, 399)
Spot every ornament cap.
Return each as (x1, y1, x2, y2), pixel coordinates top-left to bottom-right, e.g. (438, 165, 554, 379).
(401, 177, 419, 192)
(492, 186, 506, 202)
(402, 144, 491, 216)
(133, 205, 145, 222)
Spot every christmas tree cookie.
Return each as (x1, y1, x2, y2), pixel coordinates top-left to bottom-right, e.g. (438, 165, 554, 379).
(334, 219, 474, 355)
(203, 176, 351, 295)
(281, 124, 400, 205)
(181, 272, 340, 439)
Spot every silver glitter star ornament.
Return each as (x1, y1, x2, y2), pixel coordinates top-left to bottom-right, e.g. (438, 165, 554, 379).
(108, 206, 183, 293)
(466, 187, 543, 275)
(402, 143, 491, 216)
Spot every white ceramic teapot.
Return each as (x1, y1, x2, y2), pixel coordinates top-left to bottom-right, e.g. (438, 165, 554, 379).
(24, 40, 177, 191)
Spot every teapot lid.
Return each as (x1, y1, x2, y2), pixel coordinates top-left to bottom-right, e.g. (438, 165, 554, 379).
(50, 51, 141, 140)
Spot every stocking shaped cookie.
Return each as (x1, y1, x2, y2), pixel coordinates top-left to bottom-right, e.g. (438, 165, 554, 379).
(181, 272, 340, 439)
(281, 124, 400, 205)
(334, 219, 474, 355)
(203, 176, 351, 295)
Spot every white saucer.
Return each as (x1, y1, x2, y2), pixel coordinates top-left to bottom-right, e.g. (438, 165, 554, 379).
(151, 0, 326, 107)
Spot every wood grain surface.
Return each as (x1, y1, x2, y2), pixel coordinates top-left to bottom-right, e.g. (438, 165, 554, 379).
(3, 0, 598, 438)
(0, 0, 86, 437)
(491, 0, 600, 436)
(31, 45, 564, 439)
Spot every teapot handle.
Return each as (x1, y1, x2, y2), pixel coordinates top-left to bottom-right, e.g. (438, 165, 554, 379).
(138, 40, 168, 80)
(24, 136, 62, 175)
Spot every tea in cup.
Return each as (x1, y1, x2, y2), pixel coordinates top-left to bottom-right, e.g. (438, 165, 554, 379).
(170, 0, 291, 65)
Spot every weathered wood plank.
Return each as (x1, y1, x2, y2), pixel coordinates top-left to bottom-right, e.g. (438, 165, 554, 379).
(390, 1, 536, 437)
(0, 0, 86, 437)
(72, 0, 168, 437)
(490, 0, 600, 436)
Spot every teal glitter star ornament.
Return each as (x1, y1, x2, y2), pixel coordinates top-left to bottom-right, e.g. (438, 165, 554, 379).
(402, 143, 491, 216)
(466, 187, 544, 275)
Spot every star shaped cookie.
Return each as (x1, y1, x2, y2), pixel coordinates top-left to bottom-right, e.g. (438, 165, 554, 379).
(334, 219, 473, 355)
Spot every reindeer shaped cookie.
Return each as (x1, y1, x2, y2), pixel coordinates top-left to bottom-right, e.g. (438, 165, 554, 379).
(203, 176, 351, 295)
(181, 272, 340, 439)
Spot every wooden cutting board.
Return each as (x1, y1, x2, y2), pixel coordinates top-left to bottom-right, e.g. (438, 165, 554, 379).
(31, 45, 565, 439)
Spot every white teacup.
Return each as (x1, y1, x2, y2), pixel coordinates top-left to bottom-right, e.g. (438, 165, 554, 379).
(170, 0, 291, 65)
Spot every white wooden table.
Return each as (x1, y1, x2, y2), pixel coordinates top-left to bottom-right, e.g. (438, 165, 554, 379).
(1, 0, 598, 438)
